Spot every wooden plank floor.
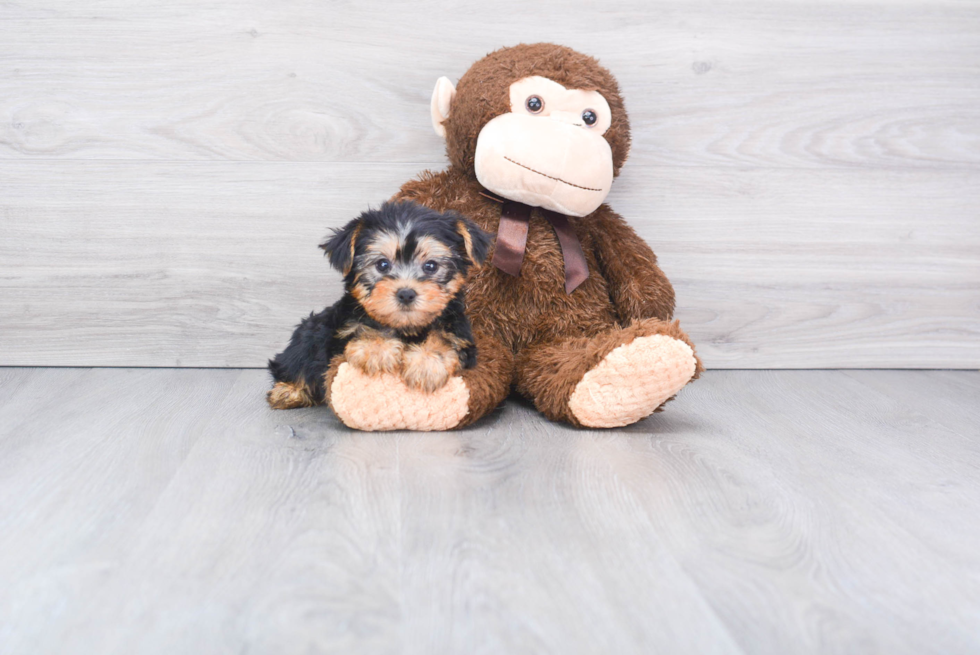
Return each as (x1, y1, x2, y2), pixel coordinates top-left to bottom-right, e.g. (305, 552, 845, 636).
(0, 368, 978, 654)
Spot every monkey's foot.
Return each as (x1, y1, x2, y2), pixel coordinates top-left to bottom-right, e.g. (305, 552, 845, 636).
(329, 363, 469, 431)
(567, 334, 697, 428)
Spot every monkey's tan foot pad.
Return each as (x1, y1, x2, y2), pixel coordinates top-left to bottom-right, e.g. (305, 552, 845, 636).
(568, 334, 697, 428)
(329, 362, 469, 431)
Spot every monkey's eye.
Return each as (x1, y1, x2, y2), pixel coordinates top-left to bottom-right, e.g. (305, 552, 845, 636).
(422, 260, 439, 274)
(525, 95, 544, 114)
(375, 259, 391, 273)
(582, 109, 598, 126)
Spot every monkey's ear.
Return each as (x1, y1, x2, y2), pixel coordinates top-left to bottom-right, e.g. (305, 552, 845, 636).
(456, 219, 492, 267)
(430, 76, 456, 138)
(319, 217, 362, 275)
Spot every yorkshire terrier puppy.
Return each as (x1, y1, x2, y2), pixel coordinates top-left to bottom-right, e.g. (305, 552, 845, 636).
(267, 201, 492, 410)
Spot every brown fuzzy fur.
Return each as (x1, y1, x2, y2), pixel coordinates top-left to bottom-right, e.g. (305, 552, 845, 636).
(444, 43, 631, 178)
(517, 318, 704, 426)
(326, 44, 701, 427)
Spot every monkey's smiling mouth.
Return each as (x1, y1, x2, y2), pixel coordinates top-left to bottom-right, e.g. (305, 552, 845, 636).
(503, 156, 603, 192)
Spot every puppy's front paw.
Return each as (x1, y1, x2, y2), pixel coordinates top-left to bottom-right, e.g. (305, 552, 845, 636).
(400, 337, 461, 393)
(401, 348, 452, 393)
(345, 337, 405, 376)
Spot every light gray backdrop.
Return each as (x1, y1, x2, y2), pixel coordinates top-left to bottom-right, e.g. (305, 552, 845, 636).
(2, 0, 978, 367)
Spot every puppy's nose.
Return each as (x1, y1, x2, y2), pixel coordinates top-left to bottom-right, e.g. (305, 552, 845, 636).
(396, 287, 417, 305)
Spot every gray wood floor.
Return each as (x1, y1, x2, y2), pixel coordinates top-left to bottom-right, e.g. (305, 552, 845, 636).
(0, 368, 978, 654)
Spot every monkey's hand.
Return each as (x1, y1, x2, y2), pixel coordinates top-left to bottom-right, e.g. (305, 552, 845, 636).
(592, 207, 676, 323)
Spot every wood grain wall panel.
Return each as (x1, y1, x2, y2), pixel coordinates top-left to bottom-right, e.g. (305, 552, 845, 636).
(0, 1, 977, 366)
(0, 1, 977, 169)
(2, 161, 976, 367)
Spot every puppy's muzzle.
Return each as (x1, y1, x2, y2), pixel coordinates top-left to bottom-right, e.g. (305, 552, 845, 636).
(396, 287, 418, 306)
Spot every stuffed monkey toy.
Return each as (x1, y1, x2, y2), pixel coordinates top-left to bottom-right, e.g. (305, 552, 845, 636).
(323, 43, 703, 430)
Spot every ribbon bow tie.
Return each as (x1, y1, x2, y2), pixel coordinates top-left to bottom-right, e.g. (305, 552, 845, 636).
(480, 191, 589, 294)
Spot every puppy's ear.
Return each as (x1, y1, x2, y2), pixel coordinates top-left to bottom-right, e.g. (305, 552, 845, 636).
(319, 217, 362, 275)
(456, 218, 492, 267)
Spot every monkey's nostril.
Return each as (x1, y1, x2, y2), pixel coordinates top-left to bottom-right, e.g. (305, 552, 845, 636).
(396, 288, 417, 305)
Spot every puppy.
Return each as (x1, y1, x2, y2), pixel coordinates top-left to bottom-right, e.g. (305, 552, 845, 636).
(267, 201, 491, 410)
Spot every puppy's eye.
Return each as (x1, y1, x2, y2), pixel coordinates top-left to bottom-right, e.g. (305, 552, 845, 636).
(582, 109, 597, 126)
(525, 95, 544, 114)
(422, 260, 439, 274)
(375, 259, 391, 273)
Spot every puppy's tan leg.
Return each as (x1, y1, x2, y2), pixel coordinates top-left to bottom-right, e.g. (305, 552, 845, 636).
(401, 332, 461, 393)
(267, 381, 317, 409)
(345, 336, 405, 376)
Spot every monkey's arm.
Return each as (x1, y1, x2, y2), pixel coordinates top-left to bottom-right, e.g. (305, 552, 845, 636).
(591, 207, 676, 323)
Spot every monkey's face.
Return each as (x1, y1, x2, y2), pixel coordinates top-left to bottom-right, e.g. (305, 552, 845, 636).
(431, 44, 630, 217)
(473, 76, 614, 217)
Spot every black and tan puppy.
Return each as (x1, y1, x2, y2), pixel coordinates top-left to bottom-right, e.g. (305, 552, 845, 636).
(267, 201, 491, 410)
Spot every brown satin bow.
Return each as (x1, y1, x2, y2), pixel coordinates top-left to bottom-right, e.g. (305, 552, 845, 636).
(480, 191, 589, 294)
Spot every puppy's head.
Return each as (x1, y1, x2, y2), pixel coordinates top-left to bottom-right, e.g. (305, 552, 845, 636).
(321, 201, 491, 331)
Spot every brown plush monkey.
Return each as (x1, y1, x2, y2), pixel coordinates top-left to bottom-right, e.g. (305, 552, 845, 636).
(325, 43, 703, 431)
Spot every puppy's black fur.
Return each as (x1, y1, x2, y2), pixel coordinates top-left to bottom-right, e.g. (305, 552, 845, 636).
(268, 201, 491, 406)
